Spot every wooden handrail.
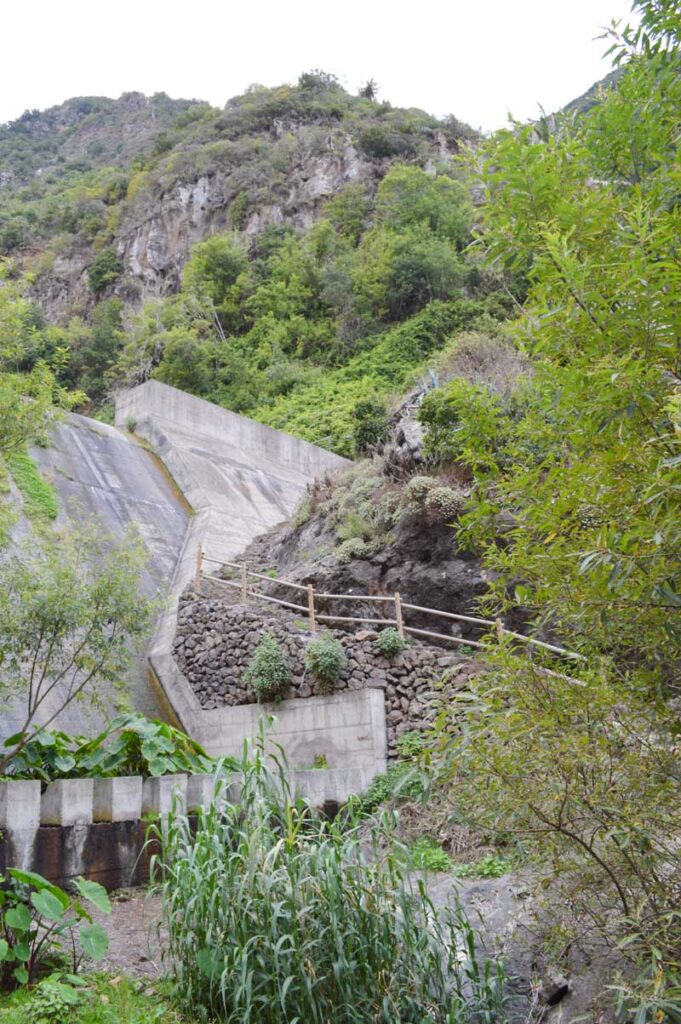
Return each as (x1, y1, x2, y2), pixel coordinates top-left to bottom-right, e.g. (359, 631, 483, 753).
(199, 562, 582, 662)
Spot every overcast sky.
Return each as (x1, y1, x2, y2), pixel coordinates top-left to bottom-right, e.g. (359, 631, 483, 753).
(2, 0, 637, 132)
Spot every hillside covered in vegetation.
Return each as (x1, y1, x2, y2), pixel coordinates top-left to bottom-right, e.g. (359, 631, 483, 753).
(1, 1, 681, 1016)
(0, 74, 491, 456)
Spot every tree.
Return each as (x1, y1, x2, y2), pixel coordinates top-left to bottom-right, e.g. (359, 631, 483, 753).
(0, 265, 77, 460)
(87, 247, 123, 295)
(181, 234, 250, 333)
(426, 0, 681, 994)
(375, 165, 473, 245)
(70, 298, 125, 403)
(0, 526, 153, 774)
(153, 327, 217, 395)
(358, 78, 378, 101)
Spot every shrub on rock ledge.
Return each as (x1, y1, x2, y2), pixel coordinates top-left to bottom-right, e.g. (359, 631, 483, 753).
(376, 627, 408, 659)
(304, 634, 346, 695)
(244, 633, 291, 702)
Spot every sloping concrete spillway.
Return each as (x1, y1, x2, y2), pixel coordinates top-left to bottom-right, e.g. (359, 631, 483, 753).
(111, 385, 384, 786)
(4, 414, 189, 737)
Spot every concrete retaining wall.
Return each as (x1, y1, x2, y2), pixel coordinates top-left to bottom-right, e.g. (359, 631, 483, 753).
(0, 764, 373, 889)
(175, 594, 461, 760)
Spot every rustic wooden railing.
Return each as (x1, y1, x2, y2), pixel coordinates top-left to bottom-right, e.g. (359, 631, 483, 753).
(196, 550, 584, 662)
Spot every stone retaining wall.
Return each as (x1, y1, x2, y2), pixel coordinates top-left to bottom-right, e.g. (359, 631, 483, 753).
(174, 594, 462, 760)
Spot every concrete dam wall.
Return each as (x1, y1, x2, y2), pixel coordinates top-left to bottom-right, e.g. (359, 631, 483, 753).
(110, 384, 385, 785)
(4, 413, 189, 738)
(4, 384, 368, 775)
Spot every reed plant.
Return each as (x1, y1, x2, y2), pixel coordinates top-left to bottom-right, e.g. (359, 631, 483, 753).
(152, 745, 506, 1023)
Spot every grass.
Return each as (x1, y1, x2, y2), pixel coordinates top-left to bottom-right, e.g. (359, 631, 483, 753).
(153, 745, 506, 1022)
(453, 854, 511, 880)
(7, 451, 58, 521)
(410, 837, 454, 873)
(0, 975, 196, 1024)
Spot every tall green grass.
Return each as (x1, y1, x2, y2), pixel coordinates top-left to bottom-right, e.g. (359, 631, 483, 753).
(152, 748, 506, 1023)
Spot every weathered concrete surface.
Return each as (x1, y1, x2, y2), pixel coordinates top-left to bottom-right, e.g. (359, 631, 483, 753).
(3, 413, 190, 738)
(191, 688, 386, 775)
(5, 383, 384, 798)
(115, 380, 350, 564)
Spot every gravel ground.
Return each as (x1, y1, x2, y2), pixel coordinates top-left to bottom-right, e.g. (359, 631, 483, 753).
(92, 889, 165, 980)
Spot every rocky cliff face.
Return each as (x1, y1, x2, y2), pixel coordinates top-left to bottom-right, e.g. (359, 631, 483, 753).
(2, 84, 474, 323)
(114, 127, 377, 300)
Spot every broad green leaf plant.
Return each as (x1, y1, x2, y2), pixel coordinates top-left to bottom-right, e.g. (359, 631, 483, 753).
(0, 869, 110, 990)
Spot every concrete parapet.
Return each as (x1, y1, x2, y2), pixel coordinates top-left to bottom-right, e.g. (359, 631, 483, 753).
(142, 774, 188, 817)
(0, 780, 41, 832)
(41, 779, 94, 827)
(290, 768, 373, 807)
(93, 777, 143, 823)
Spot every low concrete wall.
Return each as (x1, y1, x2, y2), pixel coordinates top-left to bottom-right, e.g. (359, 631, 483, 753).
(0, 764, 377, 889)
(191, 689, 386, 774)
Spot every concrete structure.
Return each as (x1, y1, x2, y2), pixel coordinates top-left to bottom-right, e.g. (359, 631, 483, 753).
(41, 779, 94, 827)
(93, 777, 143, 823)
(5, 413, 189, 738)
(0, 766, 378, 890)
(115, 380, 349, 565)
(0, 780, 41, 832)
(112, 383, 384, 798)
(142, 773, 188, 817)
(3, 383, 384, 823)
(192, 688, 386, 774)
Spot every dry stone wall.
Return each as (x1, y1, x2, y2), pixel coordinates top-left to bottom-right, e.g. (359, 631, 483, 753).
(173, 591, 463, 760)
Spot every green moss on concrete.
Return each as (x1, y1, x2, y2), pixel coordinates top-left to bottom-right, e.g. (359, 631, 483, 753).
(8, 450, 58, 521)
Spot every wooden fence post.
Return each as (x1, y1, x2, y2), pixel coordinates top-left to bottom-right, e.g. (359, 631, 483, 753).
(394, 592, 404, 639)
(495, 618, 504, 644)
(194, 545, 203, 592)
(307, 584, 317, 633)
(241, 564, 248, 602)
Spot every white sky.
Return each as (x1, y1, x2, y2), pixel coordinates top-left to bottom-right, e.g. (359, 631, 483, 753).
(1, 0, 637, 132)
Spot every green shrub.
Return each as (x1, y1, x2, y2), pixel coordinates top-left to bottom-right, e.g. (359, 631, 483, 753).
(304, 634, 346, 694)
(243, 633, 291, 702)
(2, 715, 217, 781)
(424, 485, 465, 523)
(399, 474, 464, 524)
(358, 761, 428, 812)
(453, 854, 511, 880)
(375, 627, 408, 659)
(336, 537, 372, 564)
(352, 397, 390, 454)
(229, 191, 250, 229)
(26, 977, 81, 1024)
(0, 975, 190, 1023)
(81, 713, 217, 777)
(395, 729, 424, 759)
(87, 247, 122, 294)
(153, 748, 505, 1022)
(410, 838, 454, 873)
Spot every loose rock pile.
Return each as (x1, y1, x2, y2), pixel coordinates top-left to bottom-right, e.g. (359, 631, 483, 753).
(174, 590, 471, 759)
